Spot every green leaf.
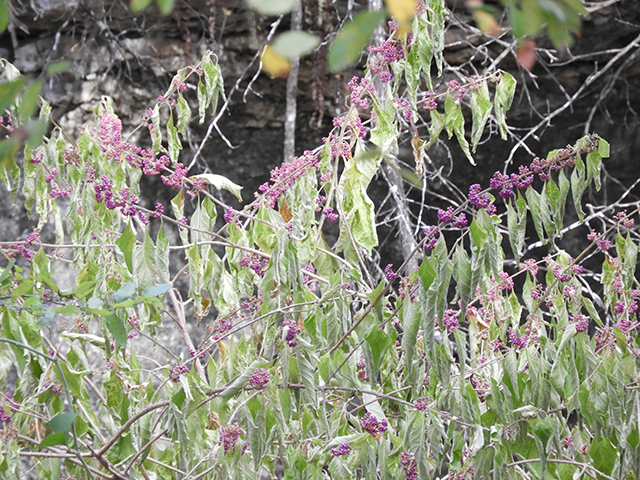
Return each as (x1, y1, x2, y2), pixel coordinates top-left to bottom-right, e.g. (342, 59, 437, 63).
(272, 31, 320, 59)
(156, 0, 175, 15)
(570, 153, 586, 221)
(176, 93, 190, 134)
(494, 72, 516, 140)
(220, 360, 262, 401)
(39, 432, 68, 448)
(444, 93, 474, 164)
(364, 324, 392, 377)
(113, 282, 136, 303)
(589, 437, 617, 476)
(470, 80, 492, 152)
(133, 231, 157, 291)
(104, 314, 128, 348)
(328, 11, 387, 72)
(0, 78, 26, 113)
(0, 0, 9, 34)
(247, 0, 296, 16)
(140, 283, 171, 298)
(189, 173, 243, 202)
(116, 223, 136, 273)
(46, 60, 71, 75)
(130, 0, 153, 12)
(426, 110, 444, 149)
(48, 412, 78, 434)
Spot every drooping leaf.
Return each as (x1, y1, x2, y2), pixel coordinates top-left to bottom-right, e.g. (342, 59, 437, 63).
(188, 173, 243, 202)
(328, 11, 387, 72)
(494, 72, 516, 140)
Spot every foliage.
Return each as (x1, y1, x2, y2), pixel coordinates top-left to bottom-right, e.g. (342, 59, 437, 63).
(0, 2, 639, 480)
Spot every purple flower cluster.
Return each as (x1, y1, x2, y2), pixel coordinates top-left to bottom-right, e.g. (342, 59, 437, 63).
(330, 443, 351, 456)
(441, 309, 459, 333)
(93, 175, 139, 216)
(240, 253, 269, 276)
(186, 177, 207, 197)
(256, 151, 319, 207)
(150, 203, 164, 219)
(220, 423, 243, 454)
(400, 451, 418, 480)
(223, 206, 239, 225)
(323, 133, 351, 160)
(282, 319, 301, 347)
(368, 40, 403, 83)
(360, 412, 388, 438)
(169, 364, 188, 382)
(248, 368, 269, 388)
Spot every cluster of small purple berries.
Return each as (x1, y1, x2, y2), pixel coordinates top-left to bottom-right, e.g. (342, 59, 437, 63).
(282, 319, 301, 347)
(441, 309, 459, 333)
(570, 315, 589, 333)
(348, 76, 376, 109)
(400, 450, 418, 480)
(316, 196, 339, 222)
(240, 253, 269, 276)
(256, 151, 319, 208)
(414, 397, 430, 411)
(220, 423, 243, 454)
(211, 315, 234, 341)
(384, 264, 398, 282)
(368, 39, 403, 83)
(446, 80, 466, 101)
(330, 443, 351, 456)
(169, 364, 188, 382)
(586, 229, 612, 252)
(437, 207, 468, 229)
(357, 357, 369, 381)
(360, 412, 388, 437)
(248, 368, 269, 388)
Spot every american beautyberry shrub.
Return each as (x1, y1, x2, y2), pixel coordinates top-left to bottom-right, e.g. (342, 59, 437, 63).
(0, 3, 638, 480)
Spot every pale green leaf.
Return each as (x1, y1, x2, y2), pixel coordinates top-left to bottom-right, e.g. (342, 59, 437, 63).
(470, 80, 492, 152)
(494, 72, 516, 140)
(328, 11, 387, 72)
(272, 31, 320, 59)
(247, 0, 295, 16)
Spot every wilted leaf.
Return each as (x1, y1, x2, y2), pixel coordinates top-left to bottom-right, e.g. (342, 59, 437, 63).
(472, 9, 501, 36)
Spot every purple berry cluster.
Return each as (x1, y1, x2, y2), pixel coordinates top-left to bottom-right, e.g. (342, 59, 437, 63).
(316, 197, 339, 222)
(384, 264, 398, 282)
(256, 151, 319, 207)
(169, 364, 188, 382)
(240, 253, 269, 276)
(368, 39, 403, 83)
(220, 423, 243, 454)
(330, 443, 351, 456)
(248, 368, 269, 388)
(441, 309, 459, 333)
(282, 319, 301, 347)
(360, 412, 388, 438)
(357, 357, 369, 381)
(348, 76, 376, 109)
(414, 397, 430, 411)
(401, 450, 418, 480)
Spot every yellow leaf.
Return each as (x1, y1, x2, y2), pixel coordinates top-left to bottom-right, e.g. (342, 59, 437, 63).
(385, 0, 416, 25)
(261, 45, 290, 79)
(472, 10, 501, 37)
